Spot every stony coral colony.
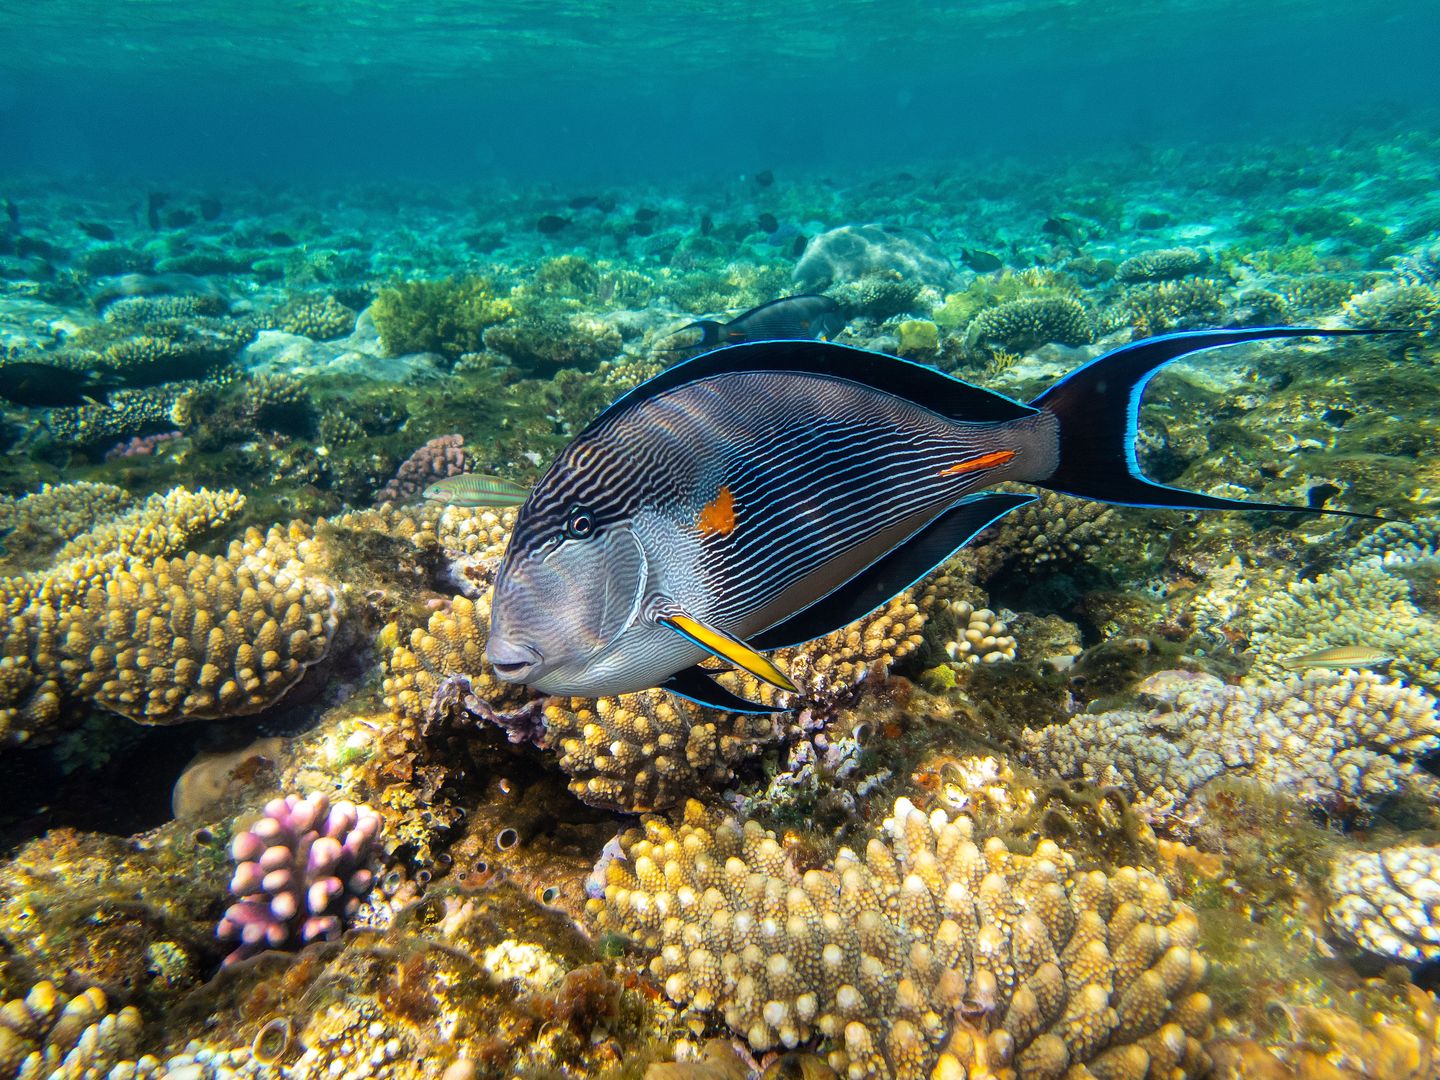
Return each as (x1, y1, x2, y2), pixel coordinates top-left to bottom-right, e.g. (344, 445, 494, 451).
(1, 147, 1440, 1079)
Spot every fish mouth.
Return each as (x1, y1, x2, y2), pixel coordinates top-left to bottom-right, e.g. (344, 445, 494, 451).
(486, 640, 544, 683)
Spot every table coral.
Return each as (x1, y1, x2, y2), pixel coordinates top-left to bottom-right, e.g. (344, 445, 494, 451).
(1020, 671, 1440, 825)
(590, 796, 1212, 1079)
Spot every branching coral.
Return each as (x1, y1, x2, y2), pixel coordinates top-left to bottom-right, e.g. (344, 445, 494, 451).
(0, 982, 143, 1079)
(590, 796, 1212, 1079)
(217, 792, 383, 966)
(370, 275, 513, 358)
(1116, 247, 1209, 283)
(265, 294, 357, 340)
(1342, 282, 1440, 331)
(963, 296, 1094, 358)
(1020, 672, 1440, 824)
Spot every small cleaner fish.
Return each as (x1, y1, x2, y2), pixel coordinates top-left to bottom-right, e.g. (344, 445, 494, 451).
(682, 294, 846, 350)
(422, 474, 530, 508)
(488, 327, 1386, 712)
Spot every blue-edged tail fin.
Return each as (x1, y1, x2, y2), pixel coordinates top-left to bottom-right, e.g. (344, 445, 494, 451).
(1029, 327, 1387, 521)
(684, 319, 724, 347)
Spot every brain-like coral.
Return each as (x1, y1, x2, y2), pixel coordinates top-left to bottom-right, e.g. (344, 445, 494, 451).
(590, 796, 1212, 1079)
(217, 792, 383, 966)
(963, 296, 1094, 357)
(0, 982, 143, 1080)
(1327, 843, 1440, 965)
(1020, 671, 1440, 824)
(1115, 247, 1209, 283)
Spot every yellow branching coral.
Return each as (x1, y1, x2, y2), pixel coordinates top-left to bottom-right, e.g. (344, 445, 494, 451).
(590, 796, 1212, 1079)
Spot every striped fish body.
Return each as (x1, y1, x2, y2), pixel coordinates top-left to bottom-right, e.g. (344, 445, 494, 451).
(422, 473, 529, 507)
(488, 331, 1383, 708)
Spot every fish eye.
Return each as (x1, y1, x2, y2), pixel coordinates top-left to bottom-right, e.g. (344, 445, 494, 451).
(565, 505, 596, 539)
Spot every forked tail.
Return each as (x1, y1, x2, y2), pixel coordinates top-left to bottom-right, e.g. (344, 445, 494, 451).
(1028, 326, 1388, 520)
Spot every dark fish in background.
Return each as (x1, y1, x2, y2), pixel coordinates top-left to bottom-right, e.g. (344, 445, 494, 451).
(790, 234, 807, 257)
(568, 195, 599, 210)
(960, 248, 1004, 272)
(894, 172, 917, 182)
(536, 215, 570, 234)
(631, 220, 654, 237)
(165, 208, 197, 229)
(699, 214, 714, 237)
(757, 212, 779, 234)
(79, 221, 116, 241)
(754, 169, 774, 187)
(634, 207, 659, 222)
(487, 327, 1387, 711)
(1042, 215, 1085, 243)
(683, 293, 847, 350)
(146, 192, 168, 231)
(3, 199, 18, 228)
(0, 361, 120, 408)
(199, 197, 223, 221)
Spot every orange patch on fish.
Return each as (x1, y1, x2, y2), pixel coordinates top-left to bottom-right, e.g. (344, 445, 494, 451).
(939, 449, 1017, 477)
(696, 485, 738, 537)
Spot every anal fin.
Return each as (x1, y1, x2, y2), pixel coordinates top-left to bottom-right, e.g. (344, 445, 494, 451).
(659, 610, 798, 694)
(751, 492, 1037, 651)
(661, 665, 775, 714)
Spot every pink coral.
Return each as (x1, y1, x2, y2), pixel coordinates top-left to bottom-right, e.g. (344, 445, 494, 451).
(374, 433, 466, 504)
(104, 430, 182, 461)
(216, 793, 382, 966)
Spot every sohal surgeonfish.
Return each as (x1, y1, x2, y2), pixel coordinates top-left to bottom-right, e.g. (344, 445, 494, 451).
(682, 294, 846, 351)
(488, 327, 1386, 712)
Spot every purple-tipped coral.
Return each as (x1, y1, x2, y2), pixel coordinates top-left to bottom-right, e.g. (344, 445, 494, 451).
(216, 793, 382, 966)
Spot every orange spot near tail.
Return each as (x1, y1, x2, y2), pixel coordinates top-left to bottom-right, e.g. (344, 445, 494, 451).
(696, 485, 738, 537)
(939, 449, 1017, 478)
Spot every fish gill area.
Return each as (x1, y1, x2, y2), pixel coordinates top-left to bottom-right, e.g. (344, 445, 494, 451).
(1, 133, 1440, 1079)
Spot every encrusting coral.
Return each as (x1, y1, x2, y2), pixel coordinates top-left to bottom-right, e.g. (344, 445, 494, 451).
(591, 796, 1212, 1079)
(1327, 843, 1440, 966)
(1020, 671, 1440, 825)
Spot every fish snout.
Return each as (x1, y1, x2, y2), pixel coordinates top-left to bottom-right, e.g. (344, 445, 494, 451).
(486, 638, 543, 683)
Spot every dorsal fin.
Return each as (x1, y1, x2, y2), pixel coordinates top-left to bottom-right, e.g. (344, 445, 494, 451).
(589, 340, 1038, 432)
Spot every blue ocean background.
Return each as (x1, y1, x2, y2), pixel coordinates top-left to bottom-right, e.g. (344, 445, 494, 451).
(4, 0, 1439, 181)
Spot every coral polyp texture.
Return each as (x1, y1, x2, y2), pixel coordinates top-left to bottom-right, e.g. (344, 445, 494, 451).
(217, 792, 383, 966)
(383, 528, 931, 811)
(1020, 671, 1440, 824)
(590, 796, 1212, 1079)
(0, 486, 339, 743)
(0, 982, 143, 1080)
(1327, 843, 1440, 966)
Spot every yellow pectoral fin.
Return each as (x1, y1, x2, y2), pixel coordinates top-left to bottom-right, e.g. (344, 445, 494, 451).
(659, 612, 798, 694)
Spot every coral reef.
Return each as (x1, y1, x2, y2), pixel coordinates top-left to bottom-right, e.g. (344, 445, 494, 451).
(264, 294, 357, 340)
(962, 491, 1119, 582)
(370, 275, 513, 358)
(1327, 843, 1440, 965)
(0, 982, 143, 1080)
(591, 796, 1212, 1078)
(217, 792, 383, 966)
(1115, 247, 1209, 283)
(375, 433, 469, 504)
(1342, 281, 1440, 331)
(962, 296, 1093, 358)
(792, 224, 958, 291)
(1020, 671, 1440, 824)
(1112, 279, 1228, 334)
(483, 310, 622, 375)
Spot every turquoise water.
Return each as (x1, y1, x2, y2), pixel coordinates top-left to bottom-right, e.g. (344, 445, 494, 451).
(2, 2, 1440, 1078)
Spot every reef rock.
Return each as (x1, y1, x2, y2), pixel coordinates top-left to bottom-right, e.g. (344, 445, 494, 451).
(792, 224, 958, 291)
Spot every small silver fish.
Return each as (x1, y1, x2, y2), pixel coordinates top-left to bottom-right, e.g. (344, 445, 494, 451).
(1278, 645, 1396, 671)
(422, 474, 529, 508)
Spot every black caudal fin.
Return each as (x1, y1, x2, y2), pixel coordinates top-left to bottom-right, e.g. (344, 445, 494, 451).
(752, 492, 1038, 651)
(662, 665, 774, 714)
(684, 319, 724, 347)
(1029, 327, 1388, 520)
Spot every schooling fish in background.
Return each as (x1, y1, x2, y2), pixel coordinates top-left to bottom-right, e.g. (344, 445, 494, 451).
(681, 294, 847, 350)
(0, 361, 121, 407)
(422, 474, 530, 508)
(487, 327, 1391, 713)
